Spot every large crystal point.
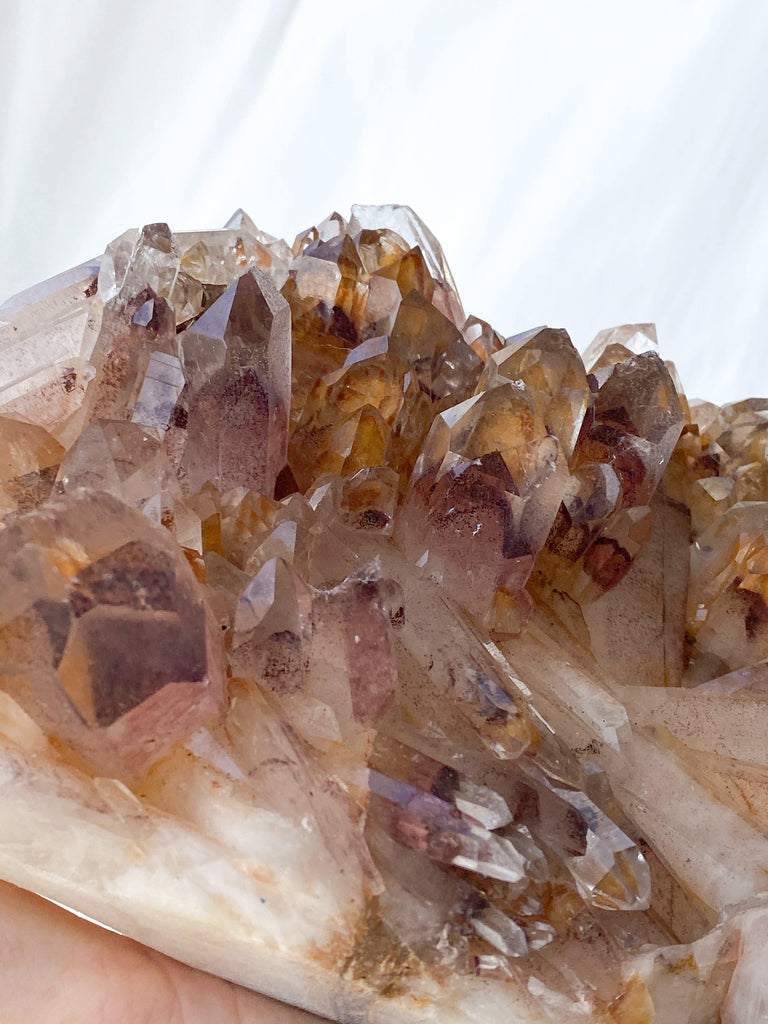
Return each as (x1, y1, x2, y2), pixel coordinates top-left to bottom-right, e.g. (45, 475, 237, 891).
(0, 490, 224, 778)
(389, 290, 482, 400)
(56, 418, 181, 517)
(177, 266, 291, 496)
(84, 289, 179, 430)
(533, 348, 685, 608)
(400, 381, 568, 632)
(348, 203, 464, 324)
(516, 760, 651, 912)
(487, 326, 589, 459)
(0, 416, 65, 513)
(0, 258, 100, 445)
(582, 322, 658, 371)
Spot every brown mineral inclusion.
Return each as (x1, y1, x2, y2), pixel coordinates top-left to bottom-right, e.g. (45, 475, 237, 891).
(0, 206, 767, 1024)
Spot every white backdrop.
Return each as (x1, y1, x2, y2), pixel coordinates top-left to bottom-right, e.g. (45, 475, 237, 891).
(1, 0, 767, 405)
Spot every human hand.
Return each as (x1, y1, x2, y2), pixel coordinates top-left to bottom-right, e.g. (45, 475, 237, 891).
(0, 879, 327, 1024)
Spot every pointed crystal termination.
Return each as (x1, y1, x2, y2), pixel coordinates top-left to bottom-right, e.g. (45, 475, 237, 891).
(364, 815, 531, 971)
(281, 210, 476, 495)
(485, 327, 590, 460)
(516, 760, 651, 912)
(115, 223, 180, 308)
(369, 771, 546, 887)
(233, 560, 398, 760)
(582, 322, 658, 372)
(399, 381, 568, 633)
(463, 314, 505, 363)
(389, 290, 482, 401)
(56, 419, 181, 519)
(0, 258, 101, 446)
(0, 490, 225, 779)
(686, 502, 768, 680)
(83, 290, 180, 433)
(368, 733, 514, 830)
(287, 334, 402, 494)
(348, 203, 465, 326)
(100, 216, 292, 327)
(533, 349, 685, 608)
(0, 417, 65, 514)
(177, 266, 291, 496)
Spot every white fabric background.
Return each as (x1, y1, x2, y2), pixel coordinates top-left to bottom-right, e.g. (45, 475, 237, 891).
(1, 0, 767, 405)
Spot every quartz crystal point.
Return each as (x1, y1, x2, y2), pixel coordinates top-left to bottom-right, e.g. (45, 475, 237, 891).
(177, 266, 291, 495)
(100, 217, 291, 324)
(484, 326, 589, 459)
(83, 288, 180, 429)
(2, 208, 768, 1024)
(400, 381, 568, 633)
(0, 489, 224, 778)
(0, 258, 100, 445)
(56, 419, 181, 518)
(582, 322, 658, 371)
(0, 416, 65, 513)
(531, 349, 685, 619)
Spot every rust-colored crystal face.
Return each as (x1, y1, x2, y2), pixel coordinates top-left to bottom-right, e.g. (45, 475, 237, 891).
(0, 205, 766, 1024)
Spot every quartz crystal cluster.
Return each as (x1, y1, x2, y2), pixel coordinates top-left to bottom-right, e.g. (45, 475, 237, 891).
(1, 206, 768, 1024)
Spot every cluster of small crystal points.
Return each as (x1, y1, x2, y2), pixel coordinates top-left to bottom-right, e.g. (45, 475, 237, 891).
(2, 205, 768, 1023)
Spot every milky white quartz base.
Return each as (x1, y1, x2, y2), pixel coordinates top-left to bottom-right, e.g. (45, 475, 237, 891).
(0, 720, 551, 1024)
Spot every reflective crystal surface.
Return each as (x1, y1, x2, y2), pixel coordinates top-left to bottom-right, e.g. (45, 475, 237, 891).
(0, 206, 766, 1024)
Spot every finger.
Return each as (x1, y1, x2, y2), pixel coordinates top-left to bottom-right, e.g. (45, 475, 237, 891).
(0, 879, 326, 1024)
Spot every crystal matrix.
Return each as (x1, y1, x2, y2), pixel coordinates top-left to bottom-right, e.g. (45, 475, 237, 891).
(1, 206, 768, 1023)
